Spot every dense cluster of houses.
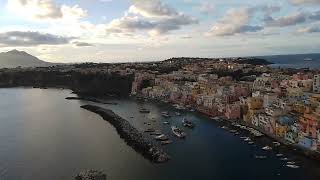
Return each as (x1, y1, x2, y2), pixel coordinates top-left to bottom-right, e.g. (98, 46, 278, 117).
(131, 61, 320, 153)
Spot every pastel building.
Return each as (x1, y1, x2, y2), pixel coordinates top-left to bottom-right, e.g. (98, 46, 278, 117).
(313, 74, 320, 93)
(225, 103, 241, 120)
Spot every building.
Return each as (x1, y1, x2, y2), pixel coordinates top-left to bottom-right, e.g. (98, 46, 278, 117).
(313, 74, 320, 93)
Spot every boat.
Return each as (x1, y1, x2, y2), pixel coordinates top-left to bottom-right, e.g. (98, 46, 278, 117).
(286, 164, 299, 169)
(255, 155, 267, 159)
(273, 141, 281, 146)
(163, 121, 170, 125)
(248, 141, 254, 145)
(262, 146, 272, 150)
(161, 112, 171, 118)
(182, 118, 195, 128)
(244, 137, 251, 142)
(139, 108, 150, 113)
(154, 134, 169, 141)
(229, 129, 237, 133)
(144, 129, 155, 133)
(280, 157, 289, 161)
(287, 161, 296, 165)
(190, 109, 195, 112)
(150, 131, 162, 136)
(171, 126, 186, 138)
(276, 153, 284, 157)
(175, 112, 181, 116)
(161, 140, 172, 145)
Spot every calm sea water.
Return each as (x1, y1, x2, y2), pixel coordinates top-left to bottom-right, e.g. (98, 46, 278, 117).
(0, 88, 319, 180)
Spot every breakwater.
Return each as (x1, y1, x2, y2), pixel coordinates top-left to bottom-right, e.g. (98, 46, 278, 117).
(80, 105, 170, 163)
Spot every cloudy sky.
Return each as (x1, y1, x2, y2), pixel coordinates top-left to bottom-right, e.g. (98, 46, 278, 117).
(0, 0, 320, 63)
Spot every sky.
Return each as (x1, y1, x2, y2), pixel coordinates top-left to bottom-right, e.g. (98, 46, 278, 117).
(0, 0, 320, 63)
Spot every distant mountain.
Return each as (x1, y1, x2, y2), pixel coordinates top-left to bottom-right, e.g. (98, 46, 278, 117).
(0, 50, 51, 68)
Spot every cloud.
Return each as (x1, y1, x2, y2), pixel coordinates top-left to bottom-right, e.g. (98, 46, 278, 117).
(106, 0, 197, 36)
(198, 1, 215, 15)
(309, 10, 320, 20)
(207, 7, 263, 36)
(7, 0, 87, 21)
(0, 31, 73, 47)
(264, 12, 307, 27)
(72, 41, 95, 47)
(289, 0, 320, 5)
(297, 25, 320, 33)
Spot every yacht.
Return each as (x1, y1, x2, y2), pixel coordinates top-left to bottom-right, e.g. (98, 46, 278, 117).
(171, 126, 186, 138)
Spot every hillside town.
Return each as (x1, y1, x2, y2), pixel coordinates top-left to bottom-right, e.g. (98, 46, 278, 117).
(131, 58, 320, 154)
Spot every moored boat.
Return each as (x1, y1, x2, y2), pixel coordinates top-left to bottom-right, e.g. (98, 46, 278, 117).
(286, 164, 299, 169)
(171, 126, 186, 138)
(139, 108, 150, 113)
(161, 111, 171, 118)
(182, 118, 195, 129)
(262, 146, 272, 150)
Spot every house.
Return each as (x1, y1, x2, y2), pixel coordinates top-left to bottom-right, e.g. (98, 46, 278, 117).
(285, 123, 299, 144)
(225, 103, 241, 120)
(298, 136, 318, 151)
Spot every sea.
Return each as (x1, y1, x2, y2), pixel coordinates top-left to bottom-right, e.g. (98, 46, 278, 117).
(0, 88, 319, 180)
(259, 53, 320, 69)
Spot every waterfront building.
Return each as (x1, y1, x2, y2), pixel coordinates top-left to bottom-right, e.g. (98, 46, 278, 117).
(225, 103, 241, 120)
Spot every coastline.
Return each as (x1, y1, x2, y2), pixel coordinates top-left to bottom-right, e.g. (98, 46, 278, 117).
(80, 104, 170, 163)
(140, 96, 320, 162)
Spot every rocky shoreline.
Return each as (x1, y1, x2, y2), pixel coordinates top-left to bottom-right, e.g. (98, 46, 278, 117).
(80, 105, 170, 163)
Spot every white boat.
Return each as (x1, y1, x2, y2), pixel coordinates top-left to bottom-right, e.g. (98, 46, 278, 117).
(286, 164, 299, 169)
(262, 146, 272, 150)
(171, 126, 186, 138)
(163, 121, 170, 125)
(175, 112, 181, 116)
(244, 137, 251, 142)
(287, 161, 296, 165)
(276, 153, 283, 157)
(273, 142, 281, 146)
(154, 134, 169, 141)
(161, 112, 171, 118)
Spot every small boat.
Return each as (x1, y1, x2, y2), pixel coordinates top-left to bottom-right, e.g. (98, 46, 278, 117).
(139, 108, 150, 113)
(161, 112, 171, 118)
(154, 134, 169, 141)
(175, 112, 181, 116)
(244, 137, 251, 142)
(262, 146, 272, 150)
(182, 118, 195, 129)
(276, 153, 284, 157)
(190, 109, 195, 112)
(273, 142, 281, 146)
(144, 129, 155, 133)
(171, 126, 186, 138)
(161, 140, 172, 145)
(287, 161, 296, 165)
(235, 132, 240, 135)
(286, 164, 299, 169)
(221, 126, 228, 129)
(150, 131, 162, 136)
(280, 157, 289, 161)
(240, 136, 248, 139)
(248, 141, 254, 145)
(229, 130, 237, 133)
(163, 121, 170, 125)
(255, 155, 267, 159)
